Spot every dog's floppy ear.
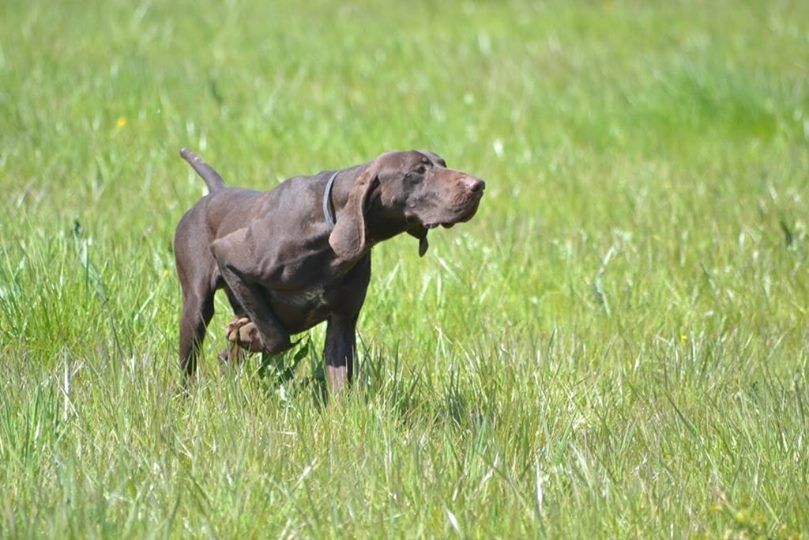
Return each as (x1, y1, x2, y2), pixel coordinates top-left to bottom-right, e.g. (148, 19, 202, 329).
(329, 166, 378, 261)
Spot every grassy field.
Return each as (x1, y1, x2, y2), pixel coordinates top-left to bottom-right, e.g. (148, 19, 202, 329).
(1, 0, 808, 537)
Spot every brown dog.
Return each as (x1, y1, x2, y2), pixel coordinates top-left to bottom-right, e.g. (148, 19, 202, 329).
(174, 148, 485, 392)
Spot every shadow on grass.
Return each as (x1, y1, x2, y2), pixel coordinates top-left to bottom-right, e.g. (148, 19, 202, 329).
(183, 334, 488, 432)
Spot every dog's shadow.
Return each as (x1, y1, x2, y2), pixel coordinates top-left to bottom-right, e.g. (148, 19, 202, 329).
(222, 339, 483, 430)
(251, 336, 329, 407)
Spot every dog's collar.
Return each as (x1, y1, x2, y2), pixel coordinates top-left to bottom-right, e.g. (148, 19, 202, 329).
(322, 171, 339, 227)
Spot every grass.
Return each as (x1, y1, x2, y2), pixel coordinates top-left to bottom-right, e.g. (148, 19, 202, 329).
(1, 0, 808, 537)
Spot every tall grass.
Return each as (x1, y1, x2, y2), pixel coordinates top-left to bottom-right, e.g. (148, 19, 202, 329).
(1, 0, 807, 537)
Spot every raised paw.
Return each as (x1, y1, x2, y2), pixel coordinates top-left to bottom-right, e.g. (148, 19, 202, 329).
(225, 317, 263, 353)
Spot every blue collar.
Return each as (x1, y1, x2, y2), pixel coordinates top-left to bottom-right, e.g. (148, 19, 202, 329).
(322, 171, 339, 226)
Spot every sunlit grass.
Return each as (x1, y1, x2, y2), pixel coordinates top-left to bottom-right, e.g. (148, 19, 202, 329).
(1, 0, 807, 537)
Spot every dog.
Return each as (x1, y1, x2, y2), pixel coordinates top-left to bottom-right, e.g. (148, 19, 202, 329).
(174, 148, 485, 392)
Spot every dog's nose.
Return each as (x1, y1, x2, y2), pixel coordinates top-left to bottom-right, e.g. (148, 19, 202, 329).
(461, 176, 485, 193)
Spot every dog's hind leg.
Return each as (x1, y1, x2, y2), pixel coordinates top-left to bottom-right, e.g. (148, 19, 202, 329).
(174, 214, 218, 381)
(178, 279, 215, 379)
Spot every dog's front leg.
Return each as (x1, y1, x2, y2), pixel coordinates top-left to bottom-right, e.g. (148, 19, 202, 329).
(324, 315, 358, 395)
(211, 232, 292, 355)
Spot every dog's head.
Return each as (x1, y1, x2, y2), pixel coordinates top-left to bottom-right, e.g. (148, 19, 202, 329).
(330, 150, 485, 260)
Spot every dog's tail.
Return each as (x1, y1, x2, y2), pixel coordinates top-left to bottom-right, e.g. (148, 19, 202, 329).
(179, 148, 226, 193)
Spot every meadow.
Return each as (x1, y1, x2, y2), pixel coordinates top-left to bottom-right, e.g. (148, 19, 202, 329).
(1, 0, 807, 537)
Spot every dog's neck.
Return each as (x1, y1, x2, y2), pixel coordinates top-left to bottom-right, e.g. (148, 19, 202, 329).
(327, 166, 412, 247)
(322, 171, 340, 227)
(327, 166, 360, 216)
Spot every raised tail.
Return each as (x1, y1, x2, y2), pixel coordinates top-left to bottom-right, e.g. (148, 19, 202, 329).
(179, 148, 226, 193)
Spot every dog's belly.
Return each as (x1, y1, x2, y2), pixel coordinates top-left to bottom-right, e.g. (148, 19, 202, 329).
(280, 287, 328, 307)
(271, 286, 334, 333)
(215, 253, 370, 335)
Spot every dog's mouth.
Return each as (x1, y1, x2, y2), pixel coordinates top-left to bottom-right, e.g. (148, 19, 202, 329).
(421, 197, 482, 230)
(425, 222, 454, 230)
(405, 187, 483, 257)
(407, 196, 482, 257)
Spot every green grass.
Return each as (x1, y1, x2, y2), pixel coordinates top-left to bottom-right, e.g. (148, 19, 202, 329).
(1, 0, 808, 537)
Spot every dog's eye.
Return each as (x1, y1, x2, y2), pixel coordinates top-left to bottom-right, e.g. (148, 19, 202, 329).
(404, 171, 423, 185)
(415, 165, 427, 175)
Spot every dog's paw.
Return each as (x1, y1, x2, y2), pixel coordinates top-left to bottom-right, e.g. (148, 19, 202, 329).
(226, 317, 249, 340)
(226, 317, 263, 352)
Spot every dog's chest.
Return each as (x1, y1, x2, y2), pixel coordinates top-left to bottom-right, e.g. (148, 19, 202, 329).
(270, 284, 343, 332)
(266, 255, 370, 333)
(276, 286, 328, 308)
